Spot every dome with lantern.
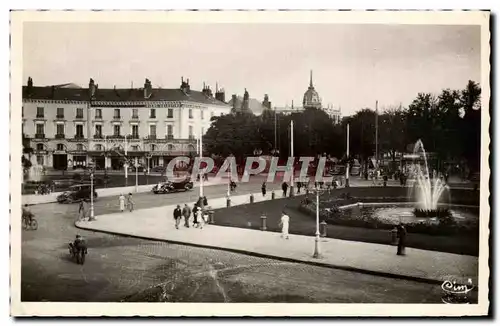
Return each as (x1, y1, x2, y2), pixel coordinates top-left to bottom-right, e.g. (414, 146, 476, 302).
(302, 70, 322, 110)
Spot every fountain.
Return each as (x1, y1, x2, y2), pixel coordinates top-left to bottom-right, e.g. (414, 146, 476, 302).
(409, 140, 450, 218)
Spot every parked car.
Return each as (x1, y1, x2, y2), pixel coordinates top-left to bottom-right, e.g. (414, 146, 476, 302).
(152, 178, 194, 194)
(57, 184, 98, 203)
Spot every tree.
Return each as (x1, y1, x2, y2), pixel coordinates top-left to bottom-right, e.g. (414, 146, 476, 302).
(204, 112, 262, 163)
(379, 106, 407, 170)
(459, 80, 481, 172)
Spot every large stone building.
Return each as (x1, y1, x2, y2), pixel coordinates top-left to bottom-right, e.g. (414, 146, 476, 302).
(273, 71, 343, 123)
(22, 77, 231, 170)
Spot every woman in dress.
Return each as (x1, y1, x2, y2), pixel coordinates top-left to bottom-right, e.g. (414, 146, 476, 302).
(279, 211, 290, 240)
(119, 194, 125, 212)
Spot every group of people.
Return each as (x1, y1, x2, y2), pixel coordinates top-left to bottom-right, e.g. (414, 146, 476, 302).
(173, 200, 208, 229)
(118, 193, 135, 212)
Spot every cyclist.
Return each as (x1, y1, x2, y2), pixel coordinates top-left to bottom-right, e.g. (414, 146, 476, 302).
(22, 204, 33, 225)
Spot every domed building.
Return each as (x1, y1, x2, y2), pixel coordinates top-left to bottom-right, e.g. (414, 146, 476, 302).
(302, 70, 322, 110)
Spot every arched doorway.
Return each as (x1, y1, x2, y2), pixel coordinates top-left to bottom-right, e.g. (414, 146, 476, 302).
(53, 143, 68, 170)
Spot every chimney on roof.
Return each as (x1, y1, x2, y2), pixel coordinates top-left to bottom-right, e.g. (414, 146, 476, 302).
(180, 77, 190, 94)
(26, 77, 33, 96)
(144, 78, 152, 98)
(202, 82, 213, 97)
(215, 86, 225, 103)
(88, 78, 96, 98)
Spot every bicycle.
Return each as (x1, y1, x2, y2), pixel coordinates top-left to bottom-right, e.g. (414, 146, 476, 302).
(22, 216, 38, 231)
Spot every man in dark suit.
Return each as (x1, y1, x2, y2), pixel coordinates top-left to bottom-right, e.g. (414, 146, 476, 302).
(173, 205, 182, 229)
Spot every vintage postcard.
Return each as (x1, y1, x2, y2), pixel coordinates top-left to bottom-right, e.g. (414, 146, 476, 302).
(10, 10, 490, 317)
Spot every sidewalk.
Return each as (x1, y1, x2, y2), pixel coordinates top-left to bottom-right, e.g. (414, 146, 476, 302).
(76, 194, 478, 284)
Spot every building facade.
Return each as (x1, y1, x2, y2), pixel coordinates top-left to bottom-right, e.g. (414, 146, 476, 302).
(22, 77, 231, 170)
(273, 71, 343, 122)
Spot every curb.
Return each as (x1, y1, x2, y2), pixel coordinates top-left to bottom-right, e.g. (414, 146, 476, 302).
(75, 221, 443, 286)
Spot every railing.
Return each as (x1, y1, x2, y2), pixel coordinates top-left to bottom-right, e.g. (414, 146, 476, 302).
(108, 134, 124, 139)
(34, 133, 45, 139)
(130, 134, 140, 139)
(166, 134, 174, 140)
(93, 134, 103, 139)
(76, 115, 84, 119)
(55, 134, 65, 139)
(74, 134, 85, 139)
(131, 115, 139, 119)
(113, 115, 121, 120)
(36, 114, 44, 118)
(56, 114, 65, 119)
(146, 135, 157, 140)
(188, 135, 195, 140)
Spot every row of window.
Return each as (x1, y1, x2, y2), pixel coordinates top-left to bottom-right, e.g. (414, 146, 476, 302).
(35, 142, 184, 152)
(32, 124, 198, 139)
(31, 107, 213, 120)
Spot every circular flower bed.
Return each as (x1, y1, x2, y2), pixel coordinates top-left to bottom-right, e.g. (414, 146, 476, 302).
(298, 192, 479, 236)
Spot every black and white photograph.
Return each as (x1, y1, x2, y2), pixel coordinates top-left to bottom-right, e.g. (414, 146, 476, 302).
(9, 10, 490, 317)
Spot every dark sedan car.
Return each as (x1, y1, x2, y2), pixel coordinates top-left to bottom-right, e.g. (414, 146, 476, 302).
(57, 184, 98, 204)
(152, 178, 194, 194)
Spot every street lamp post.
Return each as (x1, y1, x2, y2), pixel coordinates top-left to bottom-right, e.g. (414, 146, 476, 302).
(124, 135, 128, 185)
(289, 120, 295, 196)
(89, 163, 95, 221)
(199, 127, 204, 209)
(312, 186, 322, 258)
(135, 157, 139, 193)
(345, 123, 350, 188)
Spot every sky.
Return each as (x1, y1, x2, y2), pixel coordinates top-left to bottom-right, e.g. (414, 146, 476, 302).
(22, 22, 481, 116)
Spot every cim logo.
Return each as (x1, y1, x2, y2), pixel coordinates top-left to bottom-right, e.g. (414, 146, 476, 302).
(441, 277, 475, 304)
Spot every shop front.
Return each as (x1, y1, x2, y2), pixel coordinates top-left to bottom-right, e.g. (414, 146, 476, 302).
(70, 151, 88, 169)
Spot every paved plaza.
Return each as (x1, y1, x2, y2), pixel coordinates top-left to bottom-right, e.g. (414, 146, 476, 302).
(76, 190, 479, 284)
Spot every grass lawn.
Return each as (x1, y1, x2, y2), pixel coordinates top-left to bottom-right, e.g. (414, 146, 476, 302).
(212, 187, 479, 256)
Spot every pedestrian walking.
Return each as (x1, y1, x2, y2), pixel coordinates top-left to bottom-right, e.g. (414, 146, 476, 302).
(261, 182, 267, 197)
(173, 205, 182, 229)
(127, 193, 135, 212)
(119, 194, 125, 212)
(78, 199, 85, 220)
(296, 181, 302, 194)
(192, 204, 200, 227)
(182, 204, 191, 228)
(282, 181, 288, 198)
(197, 209, 205, 229)
(397, 224, 407, 255)
(279, 211, 290, 239)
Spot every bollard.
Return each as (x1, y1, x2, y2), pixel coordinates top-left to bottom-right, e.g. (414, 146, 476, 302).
(391, 227, 398, 245)
(226, 197, 231, 207)
(250, 194, 254, 204)
(208, 210, 215, 224)
(320, 221, 328, 237)
(260, 214, 267, 231)
(271, 191, 275, 200)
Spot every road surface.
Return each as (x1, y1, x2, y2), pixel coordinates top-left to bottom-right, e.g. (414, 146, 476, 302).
(21, 182, 449, 303)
